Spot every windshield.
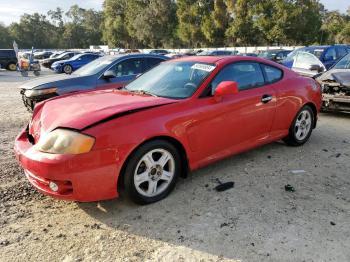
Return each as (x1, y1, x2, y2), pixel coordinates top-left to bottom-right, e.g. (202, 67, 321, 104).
(73, 56, 115, 76)
(333, 53, 350, 69)
(125, 61, 216, 99)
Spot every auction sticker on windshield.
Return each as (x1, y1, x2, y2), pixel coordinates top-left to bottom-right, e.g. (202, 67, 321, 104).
(191, 63, 216, 72)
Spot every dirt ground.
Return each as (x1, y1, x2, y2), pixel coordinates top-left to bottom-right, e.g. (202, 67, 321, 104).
(0, 69, 349, 262)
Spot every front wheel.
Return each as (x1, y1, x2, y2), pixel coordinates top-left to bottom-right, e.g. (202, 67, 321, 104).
(124, 140, 181, 204)
(283, 105, 314, 146)
(63, 64, 73, 74)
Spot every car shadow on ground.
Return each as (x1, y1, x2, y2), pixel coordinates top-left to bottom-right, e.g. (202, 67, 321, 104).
(77, 140, 296, 260)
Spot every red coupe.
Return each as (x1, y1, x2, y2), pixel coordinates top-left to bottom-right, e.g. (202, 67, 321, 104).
(14, 56, 322, 204)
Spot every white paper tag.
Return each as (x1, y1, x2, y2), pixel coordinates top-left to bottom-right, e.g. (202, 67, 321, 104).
(191, 63, 216, 72)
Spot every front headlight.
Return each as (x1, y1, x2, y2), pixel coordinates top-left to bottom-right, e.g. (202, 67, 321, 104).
(35, 129, 95, 154)
(24, 88, 57, 97)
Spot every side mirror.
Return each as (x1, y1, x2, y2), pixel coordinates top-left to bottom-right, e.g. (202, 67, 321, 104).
(309, 64, 324, 73)
(214, 81, 239, 101)
(103, 70, 117, 80)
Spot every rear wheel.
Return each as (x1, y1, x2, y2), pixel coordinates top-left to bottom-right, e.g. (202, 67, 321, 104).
(7, 62, 17, 71)
(63, 64, 73, 74)
(283, 105, 314, 146)
(124, 140, 181, 204)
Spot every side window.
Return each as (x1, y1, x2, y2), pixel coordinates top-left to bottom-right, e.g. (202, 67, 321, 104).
(144, 58, 164, 71)
(337, 47, 347, 59)
(114, 58, 143, 77)
(262, 64, 283, 83)
(210, 62, 265, 94)
(324, 47, 336, 61)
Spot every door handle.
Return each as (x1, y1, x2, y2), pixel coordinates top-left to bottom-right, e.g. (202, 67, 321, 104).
(261, 94, 273, 104)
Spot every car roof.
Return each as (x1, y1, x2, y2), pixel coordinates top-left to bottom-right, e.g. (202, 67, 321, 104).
(170, 55, 280, 66)
(102, 53, 169, 62)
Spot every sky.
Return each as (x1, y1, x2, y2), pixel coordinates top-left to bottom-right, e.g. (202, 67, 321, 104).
(0, 0, 349, 25)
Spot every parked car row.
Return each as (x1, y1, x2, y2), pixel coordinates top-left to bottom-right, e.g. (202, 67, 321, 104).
(15, 53, 322, 205)
(20, 54, 169, 110)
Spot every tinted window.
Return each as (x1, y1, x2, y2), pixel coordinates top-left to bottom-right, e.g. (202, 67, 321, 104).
(337, 46, 348, 59)
(211, 62, 265, 93)
(114, 58, 143, 77)
(334, 53, 350, 69)
(324, 47, 336, 61)
(262, 64, 283, 83)
(144, 58, 165, 71)
(0, 50, 15, 58)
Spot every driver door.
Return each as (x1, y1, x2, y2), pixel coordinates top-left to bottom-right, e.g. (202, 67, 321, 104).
(187, 62, 276, 165)
(96, 58, 144, 90)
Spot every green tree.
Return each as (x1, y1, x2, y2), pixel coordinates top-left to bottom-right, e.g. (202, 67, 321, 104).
(0, 23, 12, 48)
(102, 0, 132, 48)
(225, 0, 263, 46)
(125, 0, 178, 48)
(177, 0, 212, 47)
(202, 0, 230, 46)
(8, 13, 57, 48)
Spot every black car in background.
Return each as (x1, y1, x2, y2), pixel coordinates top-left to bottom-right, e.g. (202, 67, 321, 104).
(0, 49, 18, 71)
(34, 51, 53, 60)
(41, 51, 80, 69)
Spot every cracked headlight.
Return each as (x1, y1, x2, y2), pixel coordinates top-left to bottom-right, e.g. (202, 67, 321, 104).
(24, 88, 57, 97)
(35, 129, 95, 154)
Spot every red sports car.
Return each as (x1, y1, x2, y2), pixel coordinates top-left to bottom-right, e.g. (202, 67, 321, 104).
(14, 56, 322, 204)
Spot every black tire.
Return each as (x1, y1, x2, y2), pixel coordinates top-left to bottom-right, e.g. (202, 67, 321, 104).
(63, 64, 73, 74)
(7, 62, 17, 71)
(33, 71, 40, 76)
(124, 140, 181, 205)
(283, 105, 315, 146)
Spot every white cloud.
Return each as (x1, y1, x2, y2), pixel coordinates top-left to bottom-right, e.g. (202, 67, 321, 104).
(0, 0, 103, 25)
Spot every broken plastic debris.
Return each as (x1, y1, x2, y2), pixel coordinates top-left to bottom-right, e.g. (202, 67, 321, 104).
(290, 170, 306, 174)
(284, 184, 295, 192)
(214, 178, 234, 192)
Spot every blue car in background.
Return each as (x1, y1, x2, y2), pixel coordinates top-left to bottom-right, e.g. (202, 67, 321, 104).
(282, 45, 350, 70)
(20, 54, 169, 110)
(51, 53, 102, 74)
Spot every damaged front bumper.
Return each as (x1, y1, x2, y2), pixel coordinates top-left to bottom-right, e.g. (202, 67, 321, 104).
(322, 93, 350, 111)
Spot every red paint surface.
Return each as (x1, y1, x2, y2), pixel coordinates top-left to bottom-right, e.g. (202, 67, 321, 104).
(15, 56, 322, 202)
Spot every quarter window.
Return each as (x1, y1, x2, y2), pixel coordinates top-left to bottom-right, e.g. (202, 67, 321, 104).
(210, 62, 265, 94)
(262, 64, 283, 83)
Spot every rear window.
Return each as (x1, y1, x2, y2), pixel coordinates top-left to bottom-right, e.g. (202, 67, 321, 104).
(261, 64, 283, 83)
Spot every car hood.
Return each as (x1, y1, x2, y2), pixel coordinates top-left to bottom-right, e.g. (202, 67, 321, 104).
(30, 89, 177, 139)
(20, 74, 84, 90)
(317, 69, 350, 87)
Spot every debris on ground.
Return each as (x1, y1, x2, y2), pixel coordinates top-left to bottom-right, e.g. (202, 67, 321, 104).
(214, 179, 234, 192)
(290, 170, 306, 174)
(285, 184, 295, 192)
(330, 221, 336, 226)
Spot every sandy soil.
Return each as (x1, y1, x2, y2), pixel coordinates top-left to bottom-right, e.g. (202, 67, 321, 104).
(0, 70, 349, 262)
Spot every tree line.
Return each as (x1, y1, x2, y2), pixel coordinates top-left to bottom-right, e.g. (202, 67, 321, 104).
(0, 0, 350, 49)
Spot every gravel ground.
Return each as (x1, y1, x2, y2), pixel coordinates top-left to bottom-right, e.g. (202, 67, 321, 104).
(0, 69, 349, 262)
